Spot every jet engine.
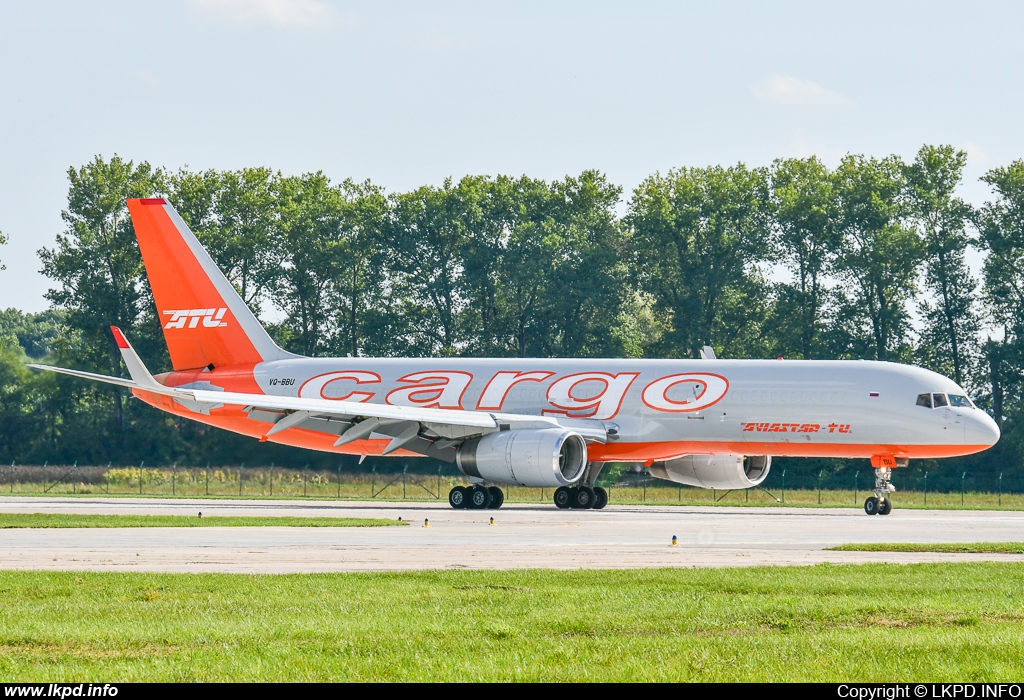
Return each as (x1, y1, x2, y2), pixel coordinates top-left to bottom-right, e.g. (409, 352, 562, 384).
(648, 454, 771, 490)
(456, 428, 588, 488)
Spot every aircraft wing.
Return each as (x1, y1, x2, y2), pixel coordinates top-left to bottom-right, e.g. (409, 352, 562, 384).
(29, 327, 608, 460)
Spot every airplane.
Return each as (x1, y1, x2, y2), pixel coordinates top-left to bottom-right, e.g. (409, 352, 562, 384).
(30, 198, 1001, 514)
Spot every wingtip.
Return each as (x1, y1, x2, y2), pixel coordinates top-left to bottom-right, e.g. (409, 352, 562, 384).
(110, 326, 130, 349)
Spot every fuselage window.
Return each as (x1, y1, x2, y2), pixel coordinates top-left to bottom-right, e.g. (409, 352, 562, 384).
(933, 393, 949, 408)
(948, 394, 973, 408)
(916, 393, 932, 408)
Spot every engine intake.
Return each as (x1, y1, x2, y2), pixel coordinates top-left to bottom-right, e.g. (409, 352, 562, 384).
(648, 454, 771, 490)
(456, 428, 588, 488)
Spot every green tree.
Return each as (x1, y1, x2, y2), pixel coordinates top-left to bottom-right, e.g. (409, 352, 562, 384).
(170, 167, 282, 315)
(612, 290, 672, 358)
(977, 159, 1024, 432)
(457, 172, 628, 358)
(457, 175, 523, 356)
(325, 180, 389, 358)
(493, 209, 552, 357)
(0, 342, 46, 462)
(978, 160, 1024, 341)
(389, 177, 486, 356)
(831, 154, 922, 361)
(530, 171, 628, 358)
(38, 155, 167, 438)
(274, 172, 346, 356)
(905, 145, 979, 386)
(766, 157, 840, 359)
(273, 173, 389, 358)
(457, 173, 568, 357)
(0, 308, 65, 360)
(168, 168, 223, 233)
(628, 164, 772, 359)
(209, 168, 282, 313)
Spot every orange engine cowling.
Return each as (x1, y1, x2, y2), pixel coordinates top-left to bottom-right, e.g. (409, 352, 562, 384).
(648, 454, 771, 490)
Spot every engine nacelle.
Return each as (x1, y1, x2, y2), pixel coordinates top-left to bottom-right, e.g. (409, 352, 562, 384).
(456, 428, 588, 488)
(648, 454, 771, 490)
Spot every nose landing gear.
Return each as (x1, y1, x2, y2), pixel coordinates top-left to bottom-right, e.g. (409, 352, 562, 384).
(864, 466, 896, 515)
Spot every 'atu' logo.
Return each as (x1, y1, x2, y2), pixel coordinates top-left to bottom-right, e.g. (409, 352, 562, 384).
(163, 308, 228, 329)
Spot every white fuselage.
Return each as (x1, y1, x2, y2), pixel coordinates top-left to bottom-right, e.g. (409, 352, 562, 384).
(188, 356, 1002, 462)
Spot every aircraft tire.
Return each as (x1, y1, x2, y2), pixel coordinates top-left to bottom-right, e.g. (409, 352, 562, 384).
(864, 496, 879, 515)
(593, 486, 608, 510)
(468, 485, 492, 509)
(488, 486, 504, 509)
(573, 487, 596, 509)
(878, 498, 892, 515)
(553, 486, 572, 509)
(449, 486, 468, 509)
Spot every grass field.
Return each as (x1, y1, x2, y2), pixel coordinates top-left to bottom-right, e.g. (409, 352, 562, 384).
(829, 542, 1024, 554)
(0, 513, 405, 529)
(1, 563, 1023, 681)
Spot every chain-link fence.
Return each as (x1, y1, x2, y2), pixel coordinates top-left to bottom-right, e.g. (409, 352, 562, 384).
(0, 462, 461, 501)
(2, 461, 1023, 509)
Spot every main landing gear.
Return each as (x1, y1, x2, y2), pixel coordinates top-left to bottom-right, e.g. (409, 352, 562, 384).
(864, 466, 896, 516)
(554, 485, 608, 510)
(553, 462, 609, 510)
(447, 461, 612, 511)
(449, 485, 504, 510)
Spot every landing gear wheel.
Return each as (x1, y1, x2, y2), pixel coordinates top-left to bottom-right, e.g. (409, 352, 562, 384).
(468, 485, 492, 509)
(572, 487, 596, 509)
(864, 496, 879, 515)
(593, 486, 608, 510)
(877, 498, 892, 516)
(553, 486, 571, 509)
(449, 486, 468, 509)
(487, 486, 504, 509)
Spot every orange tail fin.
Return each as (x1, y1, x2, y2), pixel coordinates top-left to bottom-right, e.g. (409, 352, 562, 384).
(126, 198, 296, 371)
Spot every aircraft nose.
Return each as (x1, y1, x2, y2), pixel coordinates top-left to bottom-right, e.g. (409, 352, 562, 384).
(965, 410, 1001, 447)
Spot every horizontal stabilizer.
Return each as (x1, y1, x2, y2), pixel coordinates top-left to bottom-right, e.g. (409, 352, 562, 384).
(26, 364, 138, 391)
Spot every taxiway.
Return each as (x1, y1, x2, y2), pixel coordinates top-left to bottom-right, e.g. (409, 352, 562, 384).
(1, 497, 1022, 573)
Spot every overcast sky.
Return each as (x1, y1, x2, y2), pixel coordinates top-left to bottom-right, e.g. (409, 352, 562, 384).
(1, 0, 1022, 312)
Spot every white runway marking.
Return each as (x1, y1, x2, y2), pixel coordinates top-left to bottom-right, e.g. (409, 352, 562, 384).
(1, 497, 1022, 573)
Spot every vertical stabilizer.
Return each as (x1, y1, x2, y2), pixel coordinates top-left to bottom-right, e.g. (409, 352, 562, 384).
(126, 198, 296, 371)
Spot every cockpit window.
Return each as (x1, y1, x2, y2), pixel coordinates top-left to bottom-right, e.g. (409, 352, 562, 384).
(916, 393, 932, 408)
(932, 393, 949, 408)
(948, 394, 973, 408)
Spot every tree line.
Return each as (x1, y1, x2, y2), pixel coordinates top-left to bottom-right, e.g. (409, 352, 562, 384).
(1, 147, 1022, 488)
